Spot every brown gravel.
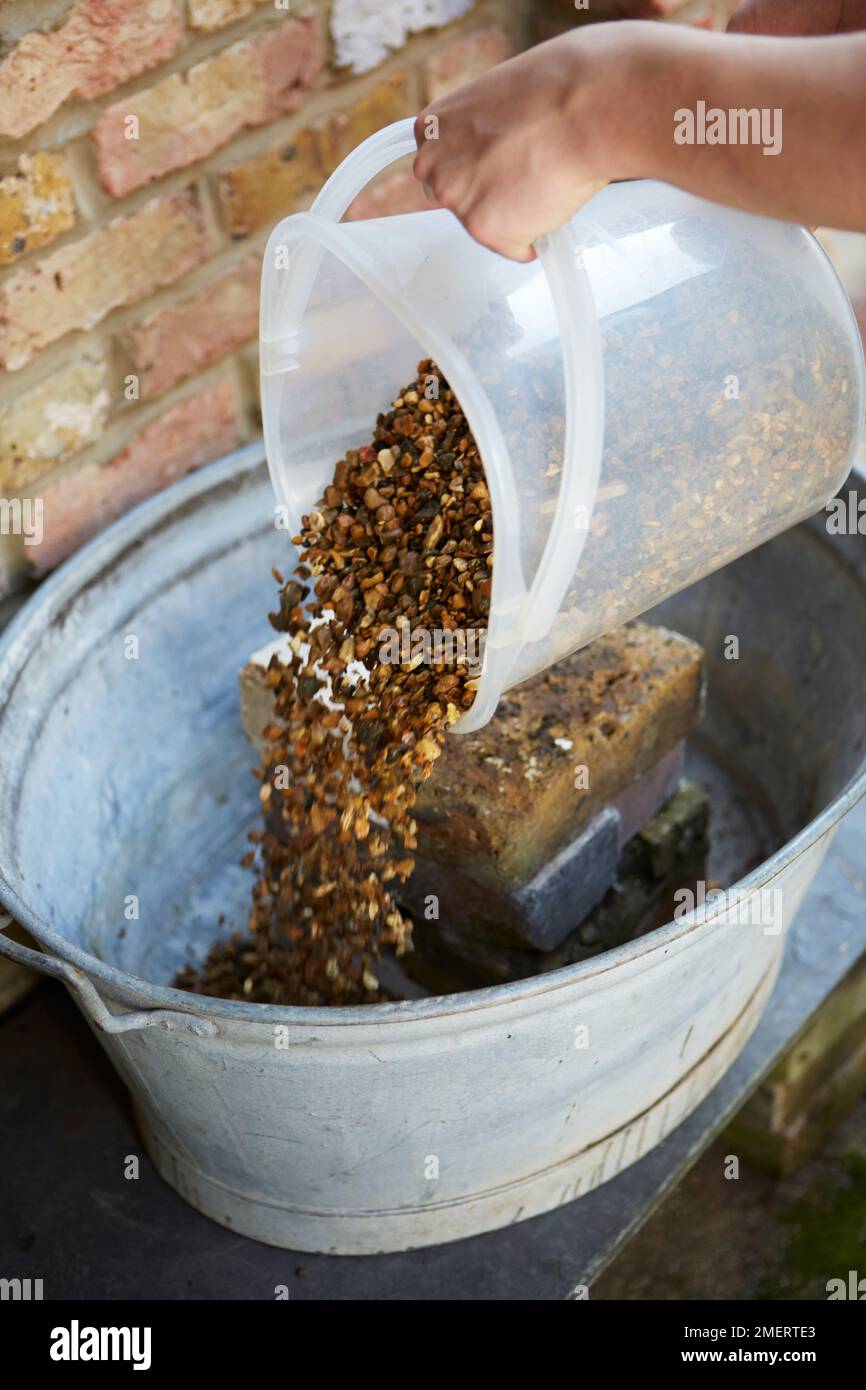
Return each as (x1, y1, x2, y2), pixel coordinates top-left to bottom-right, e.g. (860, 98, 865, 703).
(175, 360, 492, 1006)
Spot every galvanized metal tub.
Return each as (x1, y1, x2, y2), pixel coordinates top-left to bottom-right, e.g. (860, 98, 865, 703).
(1, 443, 865, 1255)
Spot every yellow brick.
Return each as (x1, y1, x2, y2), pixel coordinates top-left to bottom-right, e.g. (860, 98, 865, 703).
(217, 77, 414, 238)
(0, 191, 210, 371)
(0, 153, 76, 267)
(217, 126, 324, 238)
(0, 356, 110, 491)
(320, 75, 413, 173)
(187, 0, 269, 30)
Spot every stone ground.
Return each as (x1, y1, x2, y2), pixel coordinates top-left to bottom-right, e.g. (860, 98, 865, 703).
(593, 1095, 866, 1300)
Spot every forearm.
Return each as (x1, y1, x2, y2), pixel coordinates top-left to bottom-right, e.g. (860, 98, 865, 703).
(599, 22, 866, 230)
(413, 17, 866, 260)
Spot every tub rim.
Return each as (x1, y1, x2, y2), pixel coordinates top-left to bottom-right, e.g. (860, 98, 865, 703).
(1, 442, 864, 1029)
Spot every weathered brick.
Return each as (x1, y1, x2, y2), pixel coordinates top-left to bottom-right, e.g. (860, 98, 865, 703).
(0, 153, 76, 267)
(122, 257, 259, 398)
(93, 18, 323, 197)
(187, 0, 269, 31)
(408, 624, 705, 889)
(331, 0, 473, 75)
(0, 191, 211, 372)
(28, 378, 237, 574)
(216, 126, 324, 238)
(425, 26, 513, 102)
(0, 0, 183, 140)
(346, 169, 433, 221)
(320, 75, 413, 173)
(0, 356, 110, 492)
(216, 75, 412, 237)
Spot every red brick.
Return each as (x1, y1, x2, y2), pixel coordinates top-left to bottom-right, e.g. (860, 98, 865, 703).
(121, 257, 260, 398)
(92, 18, 323, 197)
(0, 0, 183, 140)
(425, 26, 513, 102)
(0, 191, 211, 372)
(346, 169, 434, 221)
(0, 153, 76, 267)
(28, 379, 238, 573)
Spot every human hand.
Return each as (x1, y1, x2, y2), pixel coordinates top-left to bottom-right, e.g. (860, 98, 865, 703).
(412, 25, 638, 262)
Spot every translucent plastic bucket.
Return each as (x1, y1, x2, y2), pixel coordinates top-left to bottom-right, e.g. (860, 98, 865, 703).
(260, 118, 865, 732)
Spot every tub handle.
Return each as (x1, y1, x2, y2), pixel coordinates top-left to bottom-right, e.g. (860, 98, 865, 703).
(0, 914, 217, 1037)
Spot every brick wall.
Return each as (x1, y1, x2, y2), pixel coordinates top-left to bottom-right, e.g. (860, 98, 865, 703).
(0, 0, 745, 596)
(0, 0, 524, 594)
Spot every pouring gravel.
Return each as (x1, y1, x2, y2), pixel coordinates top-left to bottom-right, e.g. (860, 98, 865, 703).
(176, 360, 492, 1006)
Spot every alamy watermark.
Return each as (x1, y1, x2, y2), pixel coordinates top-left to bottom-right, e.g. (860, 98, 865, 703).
(1, 1275, 43, 1299)
(674, 880, 783, 935)
(675, 102, 782, 157)
(826, 1270, 866, 1299)
(826, 491, 866, 535)
(50, 1321, 151, 1370)
(0, 497, 42, 546)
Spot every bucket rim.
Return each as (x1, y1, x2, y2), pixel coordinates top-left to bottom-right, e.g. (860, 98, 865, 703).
(1, 444, 865, 1028)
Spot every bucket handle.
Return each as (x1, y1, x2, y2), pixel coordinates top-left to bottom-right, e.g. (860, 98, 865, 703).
(0, 913, 217, 1037)
(263, 119, 424, 352)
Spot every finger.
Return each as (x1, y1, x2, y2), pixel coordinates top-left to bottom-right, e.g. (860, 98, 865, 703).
(411, 146, 429, 183)
(413, 110, 429, 151)
(462, 211, 536, 262)
(412, 141, 447, 190)
(477, 242, 536, 263)
(497, 242, 537, 264)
